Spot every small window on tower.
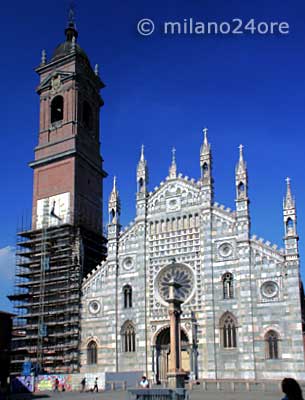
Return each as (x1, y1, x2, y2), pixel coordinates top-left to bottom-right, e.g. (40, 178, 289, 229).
(123, 285, 132, 308)
(202, 163, 209, 177)
(51, 96, 64, 123)
(222, 272, 234, 299)
(138, 178, 144, 192)
(83, 101, 93, 129)
(286, 218, 294, 233)
(238, 182, 245, 196)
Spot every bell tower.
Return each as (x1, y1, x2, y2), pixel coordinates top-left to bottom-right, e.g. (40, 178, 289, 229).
(10, 13, 107, 375)
(31, 15, 107, 233)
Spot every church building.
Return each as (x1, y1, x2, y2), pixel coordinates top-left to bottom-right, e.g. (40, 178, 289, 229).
(80, 134, 305, 381)
(9, 12, 305, 382)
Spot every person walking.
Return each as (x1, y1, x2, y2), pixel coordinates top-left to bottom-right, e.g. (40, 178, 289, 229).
(80, 377, 86, 392)
(282, 378, 304, 400)
(93, 377, 98, 392)
(54, 378, 59, 392)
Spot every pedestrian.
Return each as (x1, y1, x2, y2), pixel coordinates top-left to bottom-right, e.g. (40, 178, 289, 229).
(93, 377, 98, 392)
(139, 376, 149, 388)
(54, 378, 59, 392)
(282, 378, 304, 400)
(80, 377, 86, 392)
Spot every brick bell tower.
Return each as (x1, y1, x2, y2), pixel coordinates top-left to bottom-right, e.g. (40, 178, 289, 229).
(32, 17, 107, 233)
(10, 12, 107, 374)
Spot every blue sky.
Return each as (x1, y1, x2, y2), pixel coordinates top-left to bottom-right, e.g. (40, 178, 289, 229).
(1, 0, 305, 311)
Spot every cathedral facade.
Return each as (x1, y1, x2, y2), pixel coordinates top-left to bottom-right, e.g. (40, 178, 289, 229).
(80, 134, 305, 381)
(10, 12, 305, 381)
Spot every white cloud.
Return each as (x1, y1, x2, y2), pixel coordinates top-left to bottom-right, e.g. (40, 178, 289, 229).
(0, 246, 16, 312)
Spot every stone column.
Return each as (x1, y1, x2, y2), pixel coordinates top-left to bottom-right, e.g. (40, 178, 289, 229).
(166, 278, 187, 389)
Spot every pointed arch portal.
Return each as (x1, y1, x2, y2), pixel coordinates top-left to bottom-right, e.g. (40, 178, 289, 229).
(154, 327, 191, 383)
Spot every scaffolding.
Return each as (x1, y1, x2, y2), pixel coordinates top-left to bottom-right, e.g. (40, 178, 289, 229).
(9, 214, 106, 375)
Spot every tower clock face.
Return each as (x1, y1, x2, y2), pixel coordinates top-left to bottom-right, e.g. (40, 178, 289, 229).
(36, 192, 70, 228)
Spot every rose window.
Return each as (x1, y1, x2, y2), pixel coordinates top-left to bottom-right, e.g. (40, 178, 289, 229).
(156, 264, 194, 303)
(261, 281, 279, 299)
(88, 300, 101, 314)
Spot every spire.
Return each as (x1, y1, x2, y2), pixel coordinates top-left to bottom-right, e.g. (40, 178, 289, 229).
(169, 147, 177, 179)
(284, 177, 295, 209)
(283, 177, 298, 254)
(200, 127, 213, 187)
(200, 127, 210, 155)
(140, 144, 145, 162)
(235, 143, 250, 239)
(112, 175, 117, 192)
(41, 49, 47, 66)
(108, 176, 121, 224)
(235, 144, 248, 201)
(137, 145, 148, 193)
(65, 1, 78, 42)
(236, 144, 247, 174)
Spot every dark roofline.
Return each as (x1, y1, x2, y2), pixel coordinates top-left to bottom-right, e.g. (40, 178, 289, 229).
(0, 310, 16, 317)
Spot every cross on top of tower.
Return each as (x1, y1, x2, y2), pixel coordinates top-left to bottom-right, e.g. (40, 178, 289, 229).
(169, 147, 177, 179)
(172, 147, 176, 163)
(201, 127, 210, 156)
(236, 144, 247, 175)
(65, 0, 78, 41)
(140, 144, 145, 161)
(68, 1, 76, 25)
(203, 127, 208, 144)
(284, 176, 295, 209)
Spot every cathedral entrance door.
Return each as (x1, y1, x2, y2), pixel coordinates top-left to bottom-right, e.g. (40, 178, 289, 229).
(155, 327, 190, 383)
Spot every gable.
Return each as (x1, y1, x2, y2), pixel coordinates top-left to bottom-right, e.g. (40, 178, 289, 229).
(36, 70, 74, 94)
(147, 177, 201, 215)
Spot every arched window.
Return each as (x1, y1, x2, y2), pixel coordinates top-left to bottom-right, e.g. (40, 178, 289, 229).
(286, 218, 294, 233)
(222, 273, 234, 299)
(110, 209, 115, 224)
(220, 312, 237, 348)
(265, 330, 279, 359)
(123, 285, 132, 308)
(83, 100, 93, 129)
(138, 178, 144, 192)
(238, 182, 245, 196)
(87, 341, 97, 365)
(51, 96, 64, 123)
(202, 162, 209, 177)
(121, 321, 136, 352)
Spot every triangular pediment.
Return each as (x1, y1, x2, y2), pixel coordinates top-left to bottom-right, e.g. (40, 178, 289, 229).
(36, 70, 74, 93)
(148, 177, 201, 213)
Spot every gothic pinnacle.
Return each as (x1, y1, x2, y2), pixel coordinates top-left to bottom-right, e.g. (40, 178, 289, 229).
(236, 144, 246, 174)
(201, 127, 210, 155)
(140, 144, 145, 161)
(169, 147, 177, 179)
(239, 144, 244, 162)
(284, 177, 295, 209)
(203, 127, 208, 146)
(41, 49, 47, 65)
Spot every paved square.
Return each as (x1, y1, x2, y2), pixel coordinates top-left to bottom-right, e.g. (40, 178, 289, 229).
(9, 390, 283, 400)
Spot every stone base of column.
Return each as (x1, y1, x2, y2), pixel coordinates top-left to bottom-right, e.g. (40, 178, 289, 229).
(167, 371, 187, 389)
